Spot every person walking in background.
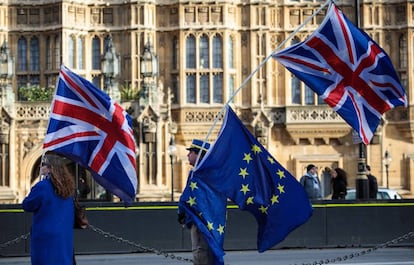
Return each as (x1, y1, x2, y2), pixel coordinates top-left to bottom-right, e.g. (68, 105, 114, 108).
(22, 153, 76, 265)
(330, 167, 348, 200)
(178, 139, 215, 265)
(300, 164, 322, 200)
(366, 165, 378, 199)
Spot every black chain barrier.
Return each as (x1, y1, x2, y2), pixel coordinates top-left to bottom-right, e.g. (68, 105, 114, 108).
(1, 225, 414, 264)
(289, 231, 414, 265)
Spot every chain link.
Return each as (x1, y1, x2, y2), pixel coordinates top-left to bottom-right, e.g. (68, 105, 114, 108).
(0, 232, 30, 251)
(88, 224, 193, 263)
(289, 231, 414, 265)
(1, 225, 414, 265)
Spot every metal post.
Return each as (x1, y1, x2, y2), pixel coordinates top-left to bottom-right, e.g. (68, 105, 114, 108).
(355, 143, 369, 199)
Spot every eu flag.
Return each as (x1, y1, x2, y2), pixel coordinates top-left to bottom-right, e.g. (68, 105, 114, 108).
(179, 175, 227, 265)
(193, 106, 313, 252)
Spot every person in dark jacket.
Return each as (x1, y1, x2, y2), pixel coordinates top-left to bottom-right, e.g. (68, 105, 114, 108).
(366, 165, 378, 199)
(331, 167, 348, 200)
(23, 154, 76, 265)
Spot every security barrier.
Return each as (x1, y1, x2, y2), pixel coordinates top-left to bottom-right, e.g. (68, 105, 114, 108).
(1, 200, 414, 257)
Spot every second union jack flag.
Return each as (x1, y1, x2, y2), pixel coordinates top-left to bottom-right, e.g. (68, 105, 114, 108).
(273, 3, 407, 144)
(43, 65, 137, 203)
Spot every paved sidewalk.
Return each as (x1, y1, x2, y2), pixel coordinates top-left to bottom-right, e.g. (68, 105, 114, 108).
(1, 247, 414, 265)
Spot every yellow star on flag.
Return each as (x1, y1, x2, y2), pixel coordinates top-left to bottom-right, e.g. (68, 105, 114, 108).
(251, 144, 262, 154)
(217, 224, 225, 235)
(277, 183, 285, 194)
(277, 169, 286, 179)
(246, 196, 254, 205)
(207, 221, 214, 231)
(190, 181, 198, 191)
(239, 168, 249, 179)
(267, 156, 275, 164)
(259, 205, 268, 214)
(187, 196, 196, 207)
(243, 153, 253, 164)
(240, 184, 250, 195)
(271, 194, 279, 204)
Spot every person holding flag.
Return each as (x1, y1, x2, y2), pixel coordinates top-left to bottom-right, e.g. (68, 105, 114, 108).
(178, 139, 227, 265)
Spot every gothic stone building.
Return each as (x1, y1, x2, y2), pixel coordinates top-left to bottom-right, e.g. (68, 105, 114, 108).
(0, 0, 413, 202)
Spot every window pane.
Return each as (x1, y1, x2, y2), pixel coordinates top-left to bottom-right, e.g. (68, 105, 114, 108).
(18, 38, 27, 71)
(46, 37, 51, 70)
(213, 35, 222, 68)
(228, 37, 234, 69)
(199, 35, 209, 68)
(172, 37, 178, 69)
(305, 85, 314, 105)
(68, 37, 74, 68)
(186, 36, 196, 68)
(291, 75, 300, 104)
(92, 37, 101, 70)
(77, 37, 84, 69)
(213, 73, 223, 103)
(200, 75, 209, 103)
(186, 74, 196, 103)
(30, 37, 40, 71)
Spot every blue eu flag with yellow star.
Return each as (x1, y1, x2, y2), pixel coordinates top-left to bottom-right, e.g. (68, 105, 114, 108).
(193, 105, 313, 252)
(179, 175, 227, 265)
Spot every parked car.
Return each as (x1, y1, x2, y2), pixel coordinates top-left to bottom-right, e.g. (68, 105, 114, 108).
(345, 188, 402, 200)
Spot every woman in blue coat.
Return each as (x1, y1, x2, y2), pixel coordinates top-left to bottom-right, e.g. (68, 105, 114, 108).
(23, 154, 76, 265)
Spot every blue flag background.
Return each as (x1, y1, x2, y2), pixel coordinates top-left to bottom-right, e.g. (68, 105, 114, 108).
(179, 176, 227, 265)
(193, 106, 313, 252)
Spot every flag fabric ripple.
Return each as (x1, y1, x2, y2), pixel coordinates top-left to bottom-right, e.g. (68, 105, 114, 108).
(43, 65, 137, 204)
(273, 3, 407, 144)
(193, 105, 313, 253)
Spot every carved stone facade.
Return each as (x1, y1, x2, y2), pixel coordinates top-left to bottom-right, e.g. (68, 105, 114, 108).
(0, 0, 413, 203)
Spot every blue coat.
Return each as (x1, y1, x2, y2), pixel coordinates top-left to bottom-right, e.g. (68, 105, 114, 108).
(22, 178, 74, 265)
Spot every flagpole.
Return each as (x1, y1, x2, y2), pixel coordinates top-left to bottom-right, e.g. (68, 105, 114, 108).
(194, 0, 331, 169)
(353, 0, 369, 200)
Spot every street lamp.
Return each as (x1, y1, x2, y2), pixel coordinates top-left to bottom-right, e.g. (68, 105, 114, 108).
(383, 150, 392, 189)
(101, 36, 120, 102)
(140, 40, 158, 107)
(140, 40, 158, 78)
(167, 136, 177, 201)
(0, 41, 13, 80)
(0, 41, 14, 112)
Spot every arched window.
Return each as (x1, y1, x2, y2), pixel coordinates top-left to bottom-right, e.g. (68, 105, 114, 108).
(68, 36, 75, 68)
(77, 36, 84, 69)
(186, 35, 196, 68)
(92, 36, 101, 70)
(228, 36, 234, 69)
(184, 34, 224, 104)
(54, 36, 60, 69)
(213, 35, 222, 68)
(30, 37, 40, 71)
(172, 36, 178, 69)
(400, 34, 407, 68)
(18, 37, 27, 71)
(199, 35, 209, 68)
(291, 74, 300, 104)
(46, 37, 52, 70)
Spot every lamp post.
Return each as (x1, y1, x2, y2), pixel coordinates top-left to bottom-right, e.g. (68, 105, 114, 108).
(0, 41, 14, 114)
(167, 136, 177, 201)
(101, 36, 120, 102)
(140, 40, 158, 107)
(383, 150, 392, 189)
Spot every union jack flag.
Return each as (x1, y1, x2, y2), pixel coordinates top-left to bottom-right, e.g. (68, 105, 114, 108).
(273, 3, 407, 144)
(43, 65, 137, 203)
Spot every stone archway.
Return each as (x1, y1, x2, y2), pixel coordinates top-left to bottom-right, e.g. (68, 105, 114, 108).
(20, 145, 44, 197)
